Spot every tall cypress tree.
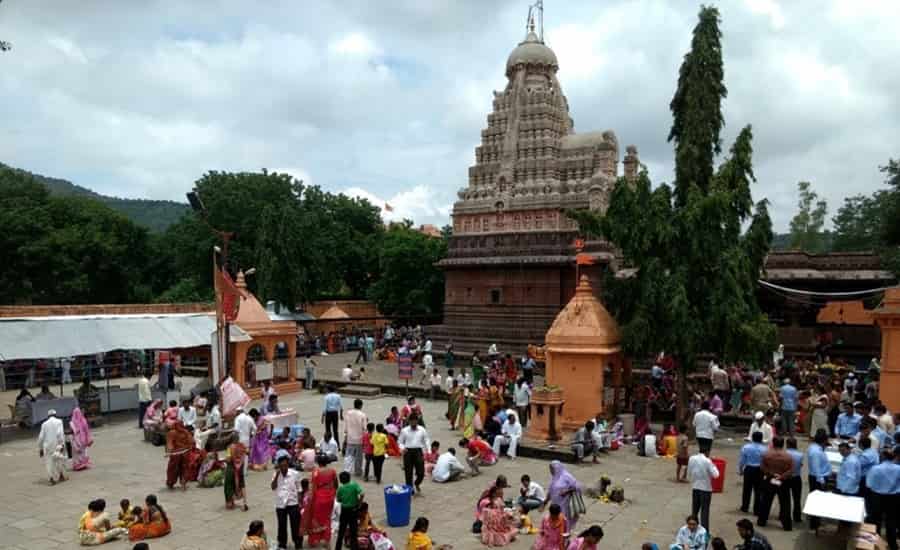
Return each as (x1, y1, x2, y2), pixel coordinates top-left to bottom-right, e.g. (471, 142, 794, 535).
(569, 5, 774, 418)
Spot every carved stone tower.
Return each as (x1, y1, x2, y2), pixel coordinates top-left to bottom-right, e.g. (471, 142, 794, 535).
(433, 11, 639, 355)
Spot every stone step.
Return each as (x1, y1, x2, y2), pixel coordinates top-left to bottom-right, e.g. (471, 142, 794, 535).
(337, 384, 382, 398)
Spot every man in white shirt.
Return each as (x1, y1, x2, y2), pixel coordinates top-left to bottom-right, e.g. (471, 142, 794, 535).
(37, 409, 67, 484)
(343, 399, 368, 477)
(341, 365, 354, 382)
(137, 371, 152, 429)
(178, 400, 197, 430)
(398, 414, 430, 494)
(747, 411, 773, 445)
(445, 370, 456, 393)
(195, 403, 221, 450)
(687, 449, 720, 532)
(319, 430, 340, 463)
(432, 448, 466, 482)
(271, 455, 302, 550)
(234, 406, 256, 476)
(514, 380, 532, 427)
(493, 414, 522, 459)
(516, 474, 546, 512)
(692, 401, 720, 454)
(424, 338, 433, 354)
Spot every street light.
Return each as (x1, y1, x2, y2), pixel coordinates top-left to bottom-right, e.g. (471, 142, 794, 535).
(187, 189, 235, 382)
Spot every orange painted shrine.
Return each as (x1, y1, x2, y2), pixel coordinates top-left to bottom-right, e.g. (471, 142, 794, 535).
(873, 288, 900, 412)
(230, 271, 301, 399)
(542, 275, 622, 432)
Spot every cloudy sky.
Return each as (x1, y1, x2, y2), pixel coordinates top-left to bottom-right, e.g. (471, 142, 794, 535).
(2, 0, 898, 230)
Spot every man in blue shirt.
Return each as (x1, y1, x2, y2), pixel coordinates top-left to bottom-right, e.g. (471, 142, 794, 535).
(865, 449, 900, 549)
(836, 402, 862, 439)
(786, 437, 804, 523)
(836, 442, 862, 495)
(806, 429, 832, 531)
(739, 431, 766, 514)
(858, 435, 881, 525)
(779, 379, 798, 437)
(321, 385, 343, 441)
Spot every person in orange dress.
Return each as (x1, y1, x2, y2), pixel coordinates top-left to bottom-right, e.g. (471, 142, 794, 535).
(300, 455, 338, 547)
(165, 421, 194, 490)
(128, 494, 171, 542)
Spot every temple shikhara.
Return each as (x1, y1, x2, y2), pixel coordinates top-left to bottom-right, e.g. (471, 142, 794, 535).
(434, 17, 640, 354)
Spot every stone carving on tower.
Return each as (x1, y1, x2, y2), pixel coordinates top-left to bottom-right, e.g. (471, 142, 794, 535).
(451, 11, 639, 236)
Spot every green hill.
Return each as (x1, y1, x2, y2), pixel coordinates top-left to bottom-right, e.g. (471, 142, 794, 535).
(1, 162, 189, 232)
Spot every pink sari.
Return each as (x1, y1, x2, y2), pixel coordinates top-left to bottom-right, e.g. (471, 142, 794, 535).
(71, 407, 93, 470)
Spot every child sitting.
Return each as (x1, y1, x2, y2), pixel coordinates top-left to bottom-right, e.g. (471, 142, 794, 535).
(115, 499, 134, 528)
(517, 504, 538, 535)
(424, 441, 440, 477)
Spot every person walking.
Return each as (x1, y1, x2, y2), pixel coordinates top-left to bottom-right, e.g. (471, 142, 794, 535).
(779, 378, 799, 437)
(687, 447, 719, 532)
(514, 379, 531, 428)
(271, 455, 303, 550)
(738, 431, 766, 514)
(322, 386, 343, 440)
(692, 401, 720, 454)
(757, 436, 794, 531)
(344, 399, 368, 477)
(304, 353, 317, 390)
(805, 429, 831, 531)
(37, 409, 67, 485)
(335, 472, 364, 550)
(138, 370, 152, 429)
(398, 414, 430, 495)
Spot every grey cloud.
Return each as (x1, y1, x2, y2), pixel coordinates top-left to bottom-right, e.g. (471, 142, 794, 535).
(1, 0, 897, 229)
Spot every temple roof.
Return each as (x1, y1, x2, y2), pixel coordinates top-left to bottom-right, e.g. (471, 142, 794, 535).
(506, 30, 558, 75)
(545, 275, 620, 352)
(318, 305, 351, 320)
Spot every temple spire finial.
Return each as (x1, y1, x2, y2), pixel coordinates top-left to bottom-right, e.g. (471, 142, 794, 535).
(526, 0, 544, 42)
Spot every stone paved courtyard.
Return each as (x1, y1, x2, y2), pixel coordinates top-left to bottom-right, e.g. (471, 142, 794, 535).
(1, 368, 850, 550)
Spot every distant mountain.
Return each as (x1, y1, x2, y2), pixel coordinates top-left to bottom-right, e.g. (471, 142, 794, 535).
(2, 163, 189, 232)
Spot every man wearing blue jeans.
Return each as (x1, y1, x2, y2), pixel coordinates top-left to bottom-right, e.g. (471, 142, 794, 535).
(779, 379, 798, 437)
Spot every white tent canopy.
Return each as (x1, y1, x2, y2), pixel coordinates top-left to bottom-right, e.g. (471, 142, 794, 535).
(0, 313, 251, 361)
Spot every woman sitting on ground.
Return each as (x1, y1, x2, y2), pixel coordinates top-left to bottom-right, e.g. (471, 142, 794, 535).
(351, 502, 385, 549)
(128, 494, 171, 542)
(479, 485, 518, 547)
(531, 503, 567, 550)
(78, 498, 128, 546)
(567, 526, 604, 550)
(240, 520, 269, 550)
(142, 399, 164, 432)
(405, 517, 451, 550)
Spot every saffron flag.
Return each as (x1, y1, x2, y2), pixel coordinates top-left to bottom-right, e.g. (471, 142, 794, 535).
(218, 269, 247, 322)
(576, 253, 596, 265)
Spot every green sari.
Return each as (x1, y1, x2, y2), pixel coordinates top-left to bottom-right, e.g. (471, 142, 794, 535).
(463, 398, 477, 439)
(446, 387, 464, 428)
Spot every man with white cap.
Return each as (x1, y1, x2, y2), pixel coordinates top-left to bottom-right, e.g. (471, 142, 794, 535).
(37, 409, 67, 484)
(747, 411, 773, 445)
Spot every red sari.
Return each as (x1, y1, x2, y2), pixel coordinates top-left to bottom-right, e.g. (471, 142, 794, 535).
(301, 467, 337, 546)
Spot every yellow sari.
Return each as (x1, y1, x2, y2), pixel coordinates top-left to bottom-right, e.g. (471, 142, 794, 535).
(406, 531, 432, 550)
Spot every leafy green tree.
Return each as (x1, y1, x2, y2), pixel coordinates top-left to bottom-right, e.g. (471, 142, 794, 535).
(880, 158, 900, 246)
(570, 6, 775, 416)
(368, 223, 446, 319)
(788, 181, 829, 252)
(0, 165, 153, 304)
(832, 192, 889, 252)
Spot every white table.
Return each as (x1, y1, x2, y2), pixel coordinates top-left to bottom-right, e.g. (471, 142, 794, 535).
(802, 490, 865, 523)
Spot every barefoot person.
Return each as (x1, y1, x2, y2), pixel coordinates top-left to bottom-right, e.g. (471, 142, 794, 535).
(37, 408, 67, 485)
(165, 421, 194, 490)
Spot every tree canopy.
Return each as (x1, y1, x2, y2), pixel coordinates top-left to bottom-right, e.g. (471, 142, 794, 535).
(570, 6, 775, 409)
(788, 181, 829, 253)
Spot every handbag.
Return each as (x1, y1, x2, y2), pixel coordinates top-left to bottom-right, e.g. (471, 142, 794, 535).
(566, 491, 586, 518)
(371, 532, 394, 550)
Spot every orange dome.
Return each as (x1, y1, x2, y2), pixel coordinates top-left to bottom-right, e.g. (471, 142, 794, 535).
(545, 275, 620, 352)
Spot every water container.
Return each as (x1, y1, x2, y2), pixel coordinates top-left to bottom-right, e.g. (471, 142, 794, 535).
(384, 484, 412, 527)
(711, 457, 727, 493)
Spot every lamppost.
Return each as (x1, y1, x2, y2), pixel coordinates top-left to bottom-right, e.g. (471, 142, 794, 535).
(186, 190, 234, 381)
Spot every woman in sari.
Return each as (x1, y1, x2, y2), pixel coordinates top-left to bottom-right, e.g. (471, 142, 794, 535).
(566, 525, 603, 550)
(183, 446, 206, 482)
(546, 461, 583, 531)
(386, 406, 402, 432)
(78, 498, 128, 546)
(70, 407, 94, 470)
(165, 421, 194, 490)
(142, 399, 164, 431)
(301, 455, 338, 548)
(463, 395, 478, 439)
(479, 485, 518, 547)
(446, 380, 465, 430)
(489, 382, 505, 412)
(351, 502, 385, 549)
(249, 410, 273, 470)
(240, 520, 268, 550)
(477, 381, 491, 426)
(224, 434, 249, 510)
(128, 494, 171, 542)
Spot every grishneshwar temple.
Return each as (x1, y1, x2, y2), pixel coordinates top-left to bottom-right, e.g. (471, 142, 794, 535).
(432, 20, 897, 358)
